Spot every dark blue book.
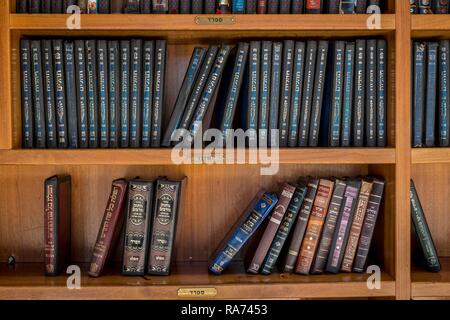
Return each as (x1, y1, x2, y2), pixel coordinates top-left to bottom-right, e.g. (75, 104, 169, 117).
(439, 40, 450, 147)
(86, 40, 98, 148)
(340, 0, 355, 13)
(269, 42, 283, 147)
(247, 41, 261, 148)
(232, 0, 246, 13)
(353, 40, 366, 147)
(31, 40, 46, 149)
(432, 0, 449, 13)
(141, 41, 155, 148)
(279, 40, 294, 147)
(97, 40, 109, 148)
(130, 39, 142, 148)
(108, 41, 120, 148)
(280, 0, 291, 13)
(425, 42, 438, 147)
(355, 0, 368, 13)
(20, 40, 34, 148)
(151, 40, 167, 147)
(418, 0, 432, 13)
(410, 0, 418, 14)
(377, 39, 387, 147)
(53, 40, 68, 149)
(319, 42, 334, 148)
(74, 40, 89, 149)
(120, 40, 131, 148)
(292, 0, 304, 13)
(208, 192, 278, 275)
(64, 41, 79, 149)
(259, 41, 272, 147)
(365, 39, 377, 147)
(328, 41, 345, 147)
(42, 40, 57, 149)
(341, 42, 355, 147)
(413, 42, 426, 148)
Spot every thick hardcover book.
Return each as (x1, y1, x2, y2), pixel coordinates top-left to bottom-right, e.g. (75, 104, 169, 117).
(111, 0, 125, 12)
(418, 0, 432, 13)
(377, 39, 387, 147)
(296, 179, 334, 275)
(124, 0, 140, 13)
(42, 0, 52, 13)
(180, 0, 191, 13)
(355, 0, 368, 13)
(268, 0, 279, 13)
(30, 0, 41, 13)
(64, 41, 79, 149)
(410, 180, 441, 272)
(259, 41, 272, 147)
(192, 0, 203, 13)
(97, 40, 109, 148)
(247, 0, 258, 13)
(298, 41, 317, 147)
(151, 40, 167, 147)
(425, 42, 438, 147)
(281, 178, 320, 272)
(122, 180, 154, 275)
(413, 42, 426, 147)
(87, 0, 98, 13)
(327, 0, 339, 13)
(17, 0, 28, 13)
(98, 0, 110, 12)
(209, 192, 278, 275)
(269, 42, 283, 147)
(306, 0, 322, 13)
(74, 40, 89, 149)
(340, 0, 355, 13)
(309, 41, 329, 147)
(432, 0, 449, 13)
(353, 178, 385, 272)
(31, 40, 46, 149)
(44, 176, 71, 276)
(247, 41, 261, 147)
(218, 0, 232, 13)
(439, 40, 450, 147)
(366, 39, 377, 147)
(288, 42, 306, 147)
(233, 0, 246, 13)
(410, 0, 418, 13)
(341, 179, 373, 272)
(205, 0, 216, 13)
(261, 184, 308, 275)
(257, 0, 268, 13)
(278, 40, 294, 147)
(311, 179, 346, 274)
(341, 42, 355, 147)
(328, 41, 345, 147)
(291, 0, 304, 13)
(153, 0, 168, 13)
(53, 40, 68, 148)
(147, 179, 185, 275)
(86, 40, 98, 148)
(130, 39, 143, 148)
(21, 40, 34, 148)
(325, 180, 361, 273)
(42, 40, 57, 149)
(168, 0, 179, 13)
(141, 41, 155, 148)
(89, 179, 128, 277)
(120, 41, 131, 148)
(141, 0, 152, 13)
(248, 183, 296, 274)
(279, 0, 291, 13)
(52, 0, 63, 13)
(108, 41, 120, 148)
(353, 40, 365, 147)
(78, 0, 88, 13)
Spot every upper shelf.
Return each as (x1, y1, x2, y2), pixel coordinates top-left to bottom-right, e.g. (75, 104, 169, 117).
(412, 15, 450, 37)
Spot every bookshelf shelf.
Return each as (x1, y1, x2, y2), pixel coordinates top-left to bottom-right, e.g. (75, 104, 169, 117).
(412, 15, 450, 37)
(412, 149, 450, 164)
(412, 258, 450, 299)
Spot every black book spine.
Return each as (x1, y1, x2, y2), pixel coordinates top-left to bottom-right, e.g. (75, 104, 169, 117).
(413, 42, 426, 148)
(180, 0, 191, 13)
(78, 0, 88, 13)
(86, 40, 98, 148)
(64, 0, 77, 11)
(247, 41, 261, 147)
(21, 40, 34, 148)
(74, 40, 89, 149)
(152, 0, 169, 13)
(327, 0, 339, 13)
(269, 42, 282, 147)
(52, 0, 63, 13)
(268, 0, 279, 13)
(410, 0, 418, 14)
(377, 39, 387, 147)
(64, 41, 79, 149)
(340, 0, 355, 13)
(353, 40, 365, 147)
(124, 0, 140, 13)
(308, 41, 329, 147)
(425, 42, 438, 147)
(192, 0, 203, 13)
(141, 41, 155, 148)
(298, 41, 317, 147)
(355, 0, 368, 13)
(329, 41, 345, 148)
(98, 0, 111, 13)
(279, 0, 291, 13)
(168, 0, 180, 13)
(205, 0, 216, 13)
(366, 39, 377, 147)
(218, 0, 231, 13)
(17, 0, 28, 13)
(130, 39, 142, 148)
(42, 40, 58, 149)
(259, 41, 272, 147)
(439, 40, 450, 147)
(291, 0, 303, 13)
(30, 0, 41, 13)
(98, 40, 109, 148)
(341, 42, 355, 147)
(151, 40, 167, 147)
(247, 0, 258, 13)
(278, 40, 294, 148)
(41, 0, 52, 12)
(418, 0, 432, 13)
(432, 0, 449, 13)
(120, 40, 130, 148)
(108, 41, 120, 148)
(53, 40, 68, 149)
(31, 40, 46, 148)
(141, 0, 152, 13)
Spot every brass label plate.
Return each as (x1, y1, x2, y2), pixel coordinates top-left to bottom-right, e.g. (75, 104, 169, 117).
(195, 16, 236, 25)
(177, 287, 218, 298)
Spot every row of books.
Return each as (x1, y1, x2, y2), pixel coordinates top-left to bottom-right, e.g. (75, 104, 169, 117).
(411, 0, 450, 14)
(21, 39, 167, 149)
(44, 176, 185, 277)
(209, 177, 386, 275)
(16, 0, 385, 14)
(412, 41, 450, 148)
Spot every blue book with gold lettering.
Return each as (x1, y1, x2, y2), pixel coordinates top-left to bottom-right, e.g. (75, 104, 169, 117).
(353, 40, 365, 147)
(21, 40, 34, 148)
(31, 40, 46, 149)
(108, 41, 120, 148)
(328, 41, 345, 147)
(247, 42, 261, 147)
(366, 39, 377, 147)
(377, 39, 387, 147)
(233, 0, 246, 13)
(142, 41, 155, 148)
(53, 40, 68, 149)
(425, 42, 438, 147)
(97, 40, 109, 148)
(341, 42, 355, 147)
(439, 40, 450, 147)
(413, 42, 426, 147)
(130, 39, 142, 148)
(86, 40, 98, 148)
(120, 40, 130, 148)
(74, 40, 89, 149)
(42, 40, 58, 149)
(64, 41, 79, 149)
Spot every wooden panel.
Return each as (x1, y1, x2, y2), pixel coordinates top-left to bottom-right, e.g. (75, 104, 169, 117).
(412, 258, 450, 299)
(0, 1, 11, 148)
(412, 149, 450, 164)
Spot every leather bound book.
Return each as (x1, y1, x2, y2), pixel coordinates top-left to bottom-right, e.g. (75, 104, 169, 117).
(122, 180, 154, 275)
(328, 41, 345, 147)
(353, 179, 385, 272)
(325, 180, 361, 273)
(278, 40, 295, 147)
(247, 0, 258, 13)
(306, 0, 322, 13)
(281, 178, 319, 273)
(232, 0, 246, 13)
(341, 179, 373, 272)
(21, 40, 34, 148)
(89, 179, 128, 277)
(341, 42, 355, 147)
(180, 0, 191, 13)
(153, 0, 168, 13)
(31, 40, 46, 149)
(295, 179, 334, 275)
(78, 0, 88, 13)
(29, 0, 41, 13)
(327, 0, 339, 13)
(16, 0, 28, 13)
(268, 0, 279, 13)
(124, 0, 141, 13)
(425, 42, 438, 147)
(98, 40, 110, 148)
(279, 0, 291, 13)
(141, 0, 152, 13)
(53, 40, 68, 149)
(355, 0, 368, 13)
(413, 42, 426, 148)
(151, 40, 167, 147)
(439, 40, 450, 147)
(42, 0, 52, 13)
(64, 41, 79, 149)
(291, 0, 304, 13)
(310, 179, 346, 274)
(44, 176, 71, 276)
(120, 40, 131, 148)
(111, 0, 125, 12)
(257, 0, 268, 13)
(377, 39, 387, 147)
(87, 0, 98, 13)
(108, 41, 120, 148)
(269, 42, 283, 147)
(289, 41, 306, 147)
(366, 39, 377, 147)
(64, 0, 77, 12)
(218, 0, 232, 13)
(410, 0, 418, 13)
(141, 41, 155, 148)
(147, 179, 185, 275)
(432, 0, 449, 13)
(74, 40, 89, 149)
(42, 40, 57, 149)
(248, 183, 296, 274)
(192, 0, 204, 13)
(86, 40, 99, 148)
(205, 0, 216, 13)
(98, 0, 110, 12)
(168, 0, 179, 13)
(52, 0, 63, 13)
(259, 41, 272, 147)
(418, 0, 432, 13)
(340, 0, 355, 13)
(130, 39, 143, 148)
(247, 41, 261, 148)
(353, 40, 365, 147)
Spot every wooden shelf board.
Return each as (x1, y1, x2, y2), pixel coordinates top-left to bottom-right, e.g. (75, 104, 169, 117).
(412, 257, 450, 299)
(412, 15, 450, 37)
(0, 148, 396, 165)
(412, 149, 450, 164)
(0, 262, 395, 300)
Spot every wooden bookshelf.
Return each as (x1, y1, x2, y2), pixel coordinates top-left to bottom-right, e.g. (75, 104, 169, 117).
(412, 258, 450, 299)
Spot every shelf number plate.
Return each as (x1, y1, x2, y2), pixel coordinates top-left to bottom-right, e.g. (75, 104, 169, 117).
(195, 16, 236, 25)
(178, 287, 218, 298)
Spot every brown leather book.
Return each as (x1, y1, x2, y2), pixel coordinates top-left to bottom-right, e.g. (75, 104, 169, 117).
(111, 0, 125, 12)
(88, 179, 128, 277)
(257, 0, 268, 13)
(341, 179, 373, 272)
(247, 183, 295, 274)
(44, 175, 71, 276)
(295, 179, 334, 275)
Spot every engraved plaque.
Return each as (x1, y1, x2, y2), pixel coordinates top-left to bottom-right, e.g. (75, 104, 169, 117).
(195, 16, 236, 25)
(177, 288, 218, 298)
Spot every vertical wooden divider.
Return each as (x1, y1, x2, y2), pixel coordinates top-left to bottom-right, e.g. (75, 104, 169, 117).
(0, 1, 11, 149)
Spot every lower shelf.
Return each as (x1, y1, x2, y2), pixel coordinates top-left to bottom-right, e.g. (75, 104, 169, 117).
(0, 262, 395, 300)
(412, 257, 450, 299)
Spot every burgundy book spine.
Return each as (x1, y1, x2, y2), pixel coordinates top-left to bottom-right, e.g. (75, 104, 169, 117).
(168, 0, 179, 13)
(306, 0, 322, 13)
(279, 0, 291, 13)
(180, 0, 190, 13)
(291, 0, 304, 13)
(205, 0, 216, 13)
(257, 0, 268, 13)
(111, 0, 125, 12)
(247, 0, 258, 13)
(152, 0, 168, 13)
(268, 0, 279, 13)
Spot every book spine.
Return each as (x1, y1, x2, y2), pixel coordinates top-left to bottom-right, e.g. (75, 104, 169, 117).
(366, 39, 377, 147)
(306, 0, 322, 13)
(120, 40, 130, 148)
(16, 0, 28, 13)
(87, 0, 98, 13)
(310, 179, 346, 274)
(233, 0, 246, 13)
(123, 0, 140, 13)
(209, 192, 278, 275)
(42, 40, 57, 149)
(248, 183, 296, 274)
(268, 0, 279, 13)
(282, 178, 319, 272)
(52, 0, 63, 13)
(339, 0, 355, 13)
(247, 42, 261, 147)
(355, 0, 368, 13)
(410, 0, 418, 13)
(432, 0, 449, 13)
(278, 40, 294, 147)
(168, 0, 179, 13)
(353, 179, 385, 272)
(377, 39, 387, 147)
(308, 41, 328, 147)
(108, 41, 120, 148)
(141, 41, 155, 148)
(192, 0, 203, 13)
(64, 0, 77, 11)
(329, 41, 345, 147)
(122, 180, 153, 276)
(86, 40, 98, 148)
(31, 40, 46, 149)
(439, 40, 450, 147)
(269, 42, 282, 147)
(147, 179, 183, 275)
(97, 40, 109, 148)
(218, 0, 232, 13)
(257, 0, 268, 13)
(78, 0, 88, 13)
(74, 40, 89, 149)
(413, 42, 426, 148)
(410, 180, 441, 272)
(130, 39, 142, 148)
(153, 0, 169, 13)
(352, 40, 365, 147)
(258, 42, 272, 147)
(418, 0, 432, 13)
(205, 0, 215, 13)
(180, 0, 191, 13)
(151, 40, 167, 147)
(30, 0, 41, 13)
(296, 179, 334, 275)
(291, 0, 304, 13)
(64, 41, 79, 149)
(44, 177, 58, 275)
(42, 0, 52, 13)
(327, 0, 339, 13)
(341, 180, 373, 272)
(425, 42, 438, 147)
(341, 42, 355, 147)
(325, 181, 361, 273)
(247, 0, 258, 13)
(89, 179, 128, 277)
(141, 0, 152, 13)
(21, 40, 34, 148)
(279, 0, 291, 13)
(53, 40, 68, 149)
(111, 0, 124, 12)
(98, 0, 110, 12)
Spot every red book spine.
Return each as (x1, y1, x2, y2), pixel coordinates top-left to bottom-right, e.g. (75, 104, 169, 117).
(44, 179, 57, 275)
(257, 0, 268, 13)
(306, 0, 322, 13)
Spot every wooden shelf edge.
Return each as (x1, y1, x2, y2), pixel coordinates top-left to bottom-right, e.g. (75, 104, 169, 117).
(412, 149, 450, 164)
(412, 15, 450, 32)
(411, 282, 450, 299)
